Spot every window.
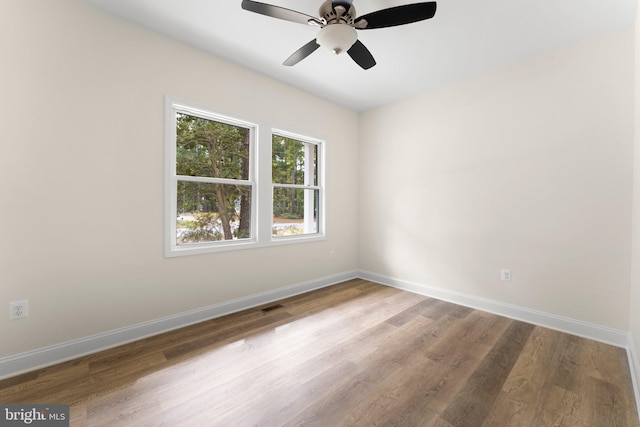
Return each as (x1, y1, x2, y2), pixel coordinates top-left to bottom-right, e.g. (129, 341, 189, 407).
(165, 98, 325, 257)
(272, 132, 323, 239)
(165, 100, 256, 256)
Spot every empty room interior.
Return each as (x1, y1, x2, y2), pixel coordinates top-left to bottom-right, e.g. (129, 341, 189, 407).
(3, 0, 640, 425)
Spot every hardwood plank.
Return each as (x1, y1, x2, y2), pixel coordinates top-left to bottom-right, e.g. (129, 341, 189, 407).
(441, 321, 536, 426)
(530, 384, 588, 426)
(86, 390, 162, 427)
(585, 376, 638, 427)
(282, 316, 438, 426)
(500, 326, 562, 403)
(0, 361, 89, 402)
(421, 299, 474, 320)
(371, 312, 530, 427)
(381, 406, 455, 427)
(550, 333, 590, 394)
(481, 391, 535, 427)
(162, 310, 293, 360)
(345, 353, 449, 426)
(68, 405, 87, 427)
(482, 326, 565, 426)
(424, 310, 511, 364)
(385, 297, 440, 327)
(0, 370, 39, 391)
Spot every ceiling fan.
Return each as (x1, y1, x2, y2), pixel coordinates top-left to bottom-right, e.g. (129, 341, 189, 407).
(241, 0, 437, 70)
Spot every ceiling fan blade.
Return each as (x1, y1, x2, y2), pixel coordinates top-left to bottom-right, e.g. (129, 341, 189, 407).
(354, 2, 437, 29)
(283, 39, 321, 66)
(347, 40, 376, 70)
(242, 0, 320, 26)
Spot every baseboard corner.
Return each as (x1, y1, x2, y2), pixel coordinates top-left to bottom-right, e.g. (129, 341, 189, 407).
(628, 333, 640, 421)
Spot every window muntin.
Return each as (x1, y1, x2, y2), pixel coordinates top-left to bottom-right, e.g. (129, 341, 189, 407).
(167, 102, 256, 255)
(272, 133, 322, 238)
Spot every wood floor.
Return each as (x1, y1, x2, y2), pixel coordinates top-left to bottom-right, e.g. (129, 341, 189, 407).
(1, 279, 638, 426)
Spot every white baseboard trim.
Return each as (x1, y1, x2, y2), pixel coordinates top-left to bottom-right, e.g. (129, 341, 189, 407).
(0, 270, 358, 380)
(628, 334, 640, 420)
(358, 270, 629, 348)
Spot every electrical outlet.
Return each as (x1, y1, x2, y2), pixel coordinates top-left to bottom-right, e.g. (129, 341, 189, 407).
(501, 269, 512, 282)
(9, 300, 28, 320)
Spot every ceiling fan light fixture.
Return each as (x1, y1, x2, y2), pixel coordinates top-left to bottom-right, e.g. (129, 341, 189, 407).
(242, 0, 438, 69)
(316, 24, 357, 55)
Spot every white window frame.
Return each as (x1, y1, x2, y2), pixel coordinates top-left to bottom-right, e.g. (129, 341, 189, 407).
(164, 97, 326, 257)
(164, 97, 258, 257)
(271, 129, 325, 242)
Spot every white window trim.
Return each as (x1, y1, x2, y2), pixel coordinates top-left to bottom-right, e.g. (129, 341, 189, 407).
(164, 96, 326, 258)
(164, 97, 258, 257)
(271, 129, 326, 242)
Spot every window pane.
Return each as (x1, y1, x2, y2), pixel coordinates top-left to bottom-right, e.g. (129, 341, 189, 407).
(177, 113, 250, 180)
(272, 135, 317, 185)
(311, 144, 318, 186)
(177, 181, 252, 244)
(272, 187, 319, 237)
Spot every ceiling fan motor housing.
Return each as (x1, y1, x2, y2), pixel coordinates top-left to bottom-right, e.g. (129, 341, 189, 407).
(319, 0, 355, 25)
(316, 0, 358, 54)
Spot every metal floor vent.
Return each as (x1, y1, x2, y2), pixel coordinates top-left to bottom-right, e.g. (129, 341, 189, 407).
(261, 304, 284, 312)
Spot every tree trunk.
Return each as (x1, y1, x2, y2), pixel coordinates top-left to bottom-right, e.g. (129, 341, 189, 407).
(238, 131, 251, 239)
(206, 135, 234, 240)
(289, 168, 296, 216)
(215, 183, 234, 240)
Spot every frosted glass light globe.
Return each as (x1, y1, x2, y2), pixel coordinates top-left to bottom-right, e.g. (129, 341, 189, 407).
(316, 24, 357, 55)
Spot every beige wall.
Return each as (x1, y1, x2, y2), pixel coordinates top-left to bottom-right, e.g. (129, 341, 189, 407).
(0, 1, 359, 357)
(359, 29, 634, 329)
(630, 0, 640, 400)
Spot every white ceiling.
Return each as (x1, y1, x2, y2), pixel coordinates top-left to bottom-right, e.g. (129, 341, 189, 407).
(75, 0, 637, 111)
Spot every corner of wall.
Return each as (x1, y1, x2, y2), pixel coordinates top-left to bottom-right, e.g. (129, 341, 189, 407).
(628, 332, 640, 421)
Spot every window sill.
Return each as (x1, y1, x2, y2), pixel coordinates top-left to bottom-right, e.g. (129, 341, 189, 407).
(164, 234, 326, 258)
